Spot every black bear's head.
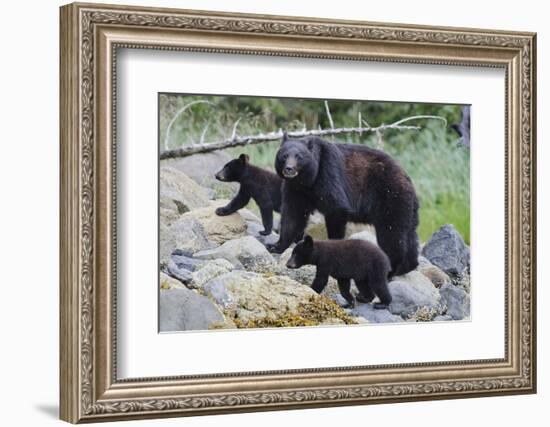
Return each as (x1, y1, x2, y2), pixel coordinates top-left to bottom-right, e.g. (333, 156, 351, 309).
(286, 235, 314, 269)
(275, 135, 320, 186)
(215, 154, 249, 182)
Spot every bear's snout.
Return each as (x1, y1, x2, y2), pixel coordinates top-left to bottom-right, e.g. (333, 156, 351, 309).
(215, 170, 226, 181)
(282, 165, 298, 179)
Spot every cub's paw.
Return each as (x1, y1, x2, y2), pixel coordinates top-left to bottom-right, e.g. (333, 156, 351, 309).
(259, 229, 271, 236)
(373, 302, 389, 310)
(215, 207, 230, 216)
(356, 293, 374, 304)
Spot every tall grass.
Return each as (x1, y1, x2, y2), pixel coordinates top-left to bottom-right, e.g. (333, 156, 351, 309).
(159, 94, 470, 244)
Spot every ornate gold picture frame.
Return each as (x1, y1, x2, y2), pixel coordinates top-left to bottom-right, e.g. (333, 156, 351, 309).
(60, 2, 536, 423)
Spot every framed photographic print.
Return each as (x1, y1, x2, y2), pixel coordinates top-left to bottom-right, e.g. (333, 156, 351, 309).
(59, 2, 537, 423)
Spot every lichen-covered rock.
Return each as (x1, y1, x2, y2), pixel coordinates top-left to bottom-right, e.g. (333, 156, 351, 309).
(159, 288, 225, 332)
(351, 303, 404, 323)
(190, 259, 235, 289)
(388, 271, 441, 317)
(416, 256, 451, 288)
(440, 283, 470, 320)
(170, 251, 206, 271)
(160, 216, 214, 264)
(159, 272, 186, 290)
(422, 224, 470, 276)
(193, 236, 274, 270)
(160, 166, 210, 218)
(202, 271, 356, 327)
(181, 201, 247, 245)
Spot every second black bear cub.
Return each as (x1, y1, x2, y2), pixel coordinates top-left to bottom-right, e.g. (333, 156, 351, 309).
(215, 154, 282, 235)
(286, 235, 392, 309)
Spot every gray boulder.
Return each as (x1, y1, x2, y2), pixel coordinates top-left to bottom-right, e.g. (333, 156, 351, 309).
(193, 236, 274, 271)
(351, 303, 404, 323)
(434, 315, 453, 322)
(166, 259, 193, 284)
(159, 166, 210, 218)
(416, 256, 451, 288)
(440, 283, 470, 320)
(160, 216, 214, 264)
(422, 224, 470, 276)
(170, 252, 205, 272)
(388, 271, 441, 317)
(159, 288, 225, 332)
(246, 220, 280, 246)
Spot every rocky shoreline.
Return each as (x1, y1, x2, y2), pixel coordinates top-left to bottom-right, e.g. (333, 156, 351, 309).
(159, 153, 471, 332)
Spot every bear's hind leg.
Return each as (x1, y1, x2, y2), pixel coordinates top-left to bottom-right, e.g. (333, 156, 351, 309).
(355, 280, 375, 303)
(337, 279, 355, 308)
(368, 265, 392, 310)
(259, 206, 273, 235)
(375, 227, 408, 277)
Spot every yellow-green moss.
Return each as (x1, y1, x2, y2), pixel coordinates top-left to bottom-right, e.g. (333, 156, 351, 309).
(230, 295, 358, 329)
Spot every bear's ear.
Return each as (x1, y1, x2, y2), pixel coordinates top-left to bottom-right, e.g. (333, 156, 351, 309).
(303, 235, 313, 246)
(239, 153, 249, 164)
(306, 138, 315, 150)
(281, 130, 288, 142)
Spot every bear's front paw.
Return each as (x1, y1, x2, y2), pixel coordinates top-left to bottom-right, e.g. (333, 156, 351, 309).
(356, 293, 374, 304)
(259, 229, 271, 236)
(373, 302, 389, 310)
(215, 207, 230, 216)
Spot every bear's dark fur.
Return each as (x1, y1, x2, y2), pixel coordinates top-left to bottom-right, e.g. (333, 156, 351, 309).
(267, 135, 419, 276)
(215, 154, 282, 235)
(286, 235, 392, 309)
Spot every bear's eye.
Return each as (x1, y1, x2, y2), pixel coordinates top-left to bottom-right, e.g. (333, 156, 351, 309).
(281, 153, 289, 161)
(295, 153, 302, 161)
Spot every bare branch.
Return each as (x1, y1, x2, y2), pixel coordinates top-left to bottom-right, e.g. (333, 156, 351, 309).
(199, 123, 210, 145)
(160, 114, 447, 159)
(389, 114, 447, 127)
(163, 100, 214, 151)
(324, 100, 335, 129)
(231, 118, 241, 141)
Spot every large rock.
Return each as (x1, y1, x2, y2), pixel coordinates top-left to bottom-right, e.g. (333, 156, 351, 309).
(416, 256, 451, 288)
(181, 201, 247, 245)
(440, 283, 470, 320)
(388, 271, 441, 317)
(351, 303, 404, 323)
(160, 216, 214, 264)
(166, 259, 193, 284)
(202, 271, 317, 323)
(162, 152, 238, 199)
(193, 236, 274, 270)
(159, 166, 210, 219)
(422, 224, 470, 276)
(190, 259, 235, 289)
(159, 272, 186, 290)
(159, 288, 225, 332)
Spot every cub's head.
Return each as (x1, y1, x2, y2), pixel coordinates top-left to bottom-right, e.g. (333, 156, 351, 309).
(275, 133, 320, 184)
(215, 154, 249, 182)
(286, 235, 315, 269)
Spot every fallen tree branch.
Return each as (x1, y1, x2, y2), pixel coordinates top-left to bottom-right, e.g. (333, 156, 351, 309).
(160, 115, 444, 159)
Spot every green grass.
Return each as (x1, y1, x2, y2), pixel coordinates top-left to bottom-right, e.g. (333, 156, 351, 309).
(159, 94, 470, 245)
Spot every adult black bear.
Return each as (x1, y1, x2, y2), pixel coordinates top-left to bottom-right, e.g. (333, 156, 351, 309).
(266, 135, 419, 276)
(286, 235, 392, 309)
(215, 154, 282, 235)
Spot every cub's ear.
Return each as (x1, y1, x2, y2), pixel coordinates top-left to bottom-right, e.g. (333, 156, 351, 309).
(239, 153, 249, 163)
(281, 130, 288, 142)
(303, 235, 313, 246)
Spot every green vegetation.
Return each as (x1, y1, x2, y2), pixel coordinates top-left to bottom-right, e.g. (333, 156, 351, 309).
(159, 94, 470, 244)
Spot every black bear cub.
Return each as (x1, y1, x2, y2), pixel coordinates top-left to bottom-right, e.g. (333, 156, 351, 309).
(215, 154, 282, 235)
(286, 235, 392, 309)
